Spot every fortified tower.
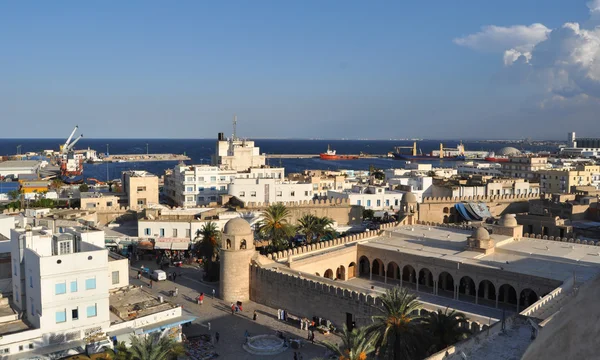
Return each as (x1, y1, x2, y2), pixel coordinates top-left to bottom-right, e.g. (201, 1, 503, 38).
(399, 192, 418, 225)
(219, 217, 255, 303)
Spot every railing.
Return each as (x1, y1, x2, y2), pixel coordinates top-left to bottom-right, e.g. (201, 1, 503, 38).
(520, 276, 575, 317)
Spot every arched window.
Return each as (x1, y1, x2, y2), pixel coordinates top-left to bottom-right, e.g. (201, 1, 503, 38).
(226, 239, 231, 249)
(240, 239, 247, 250)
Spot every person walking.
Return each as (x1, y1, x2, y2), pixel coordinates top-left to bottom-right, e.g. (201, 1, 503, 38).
(136, 270, 141, 280)
(149, 280, 153, 289)
(244, 330, 249, 344)
(173, 272, 177, 281)
(212, 288, 216, 298)
(310, 331, 315, 344)
(253, 310, 258, 321)
(231, 303, 235, 315)
(215, 332, 220, 344)
(294, 352, 298, 360)
(199, 292, 204, 305)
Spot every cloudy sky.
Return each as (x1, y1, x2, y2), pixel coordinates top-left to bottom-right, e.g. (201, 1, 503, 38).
(0, 1, 597, 139)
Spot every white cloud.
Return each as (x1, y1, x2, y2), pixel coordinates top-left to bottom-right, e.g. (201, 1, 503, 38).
(453, 24, 550, 53)
(457, 2, 600, 102)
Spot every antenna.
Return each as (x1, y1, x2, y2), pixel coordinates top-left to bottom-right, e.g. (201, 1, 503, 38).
(233, 114, 237, 141)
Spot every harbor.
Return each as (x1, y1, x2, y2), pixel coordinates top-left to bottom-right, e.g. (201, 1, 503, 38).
(99, 153, 190, 163)
(265, 154, 388, 159)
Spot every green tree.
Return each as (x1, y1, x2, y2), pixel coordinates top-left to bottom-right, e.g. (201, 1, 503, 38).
(363, 209, 375, 220)
(296, 214, 318, 244)
(422, 308, 471, 354)
(367, 287, 426, 360)
(321, 325, 376, 360)
(8, 189, 21, 201)
(315, 216, 336, 241)
(125, 335, 184, 360)
(257, 203, 295, 250)
(50, 178, 63, 192)
(79, 183, 89, 192)
(195, 221, 221, 281)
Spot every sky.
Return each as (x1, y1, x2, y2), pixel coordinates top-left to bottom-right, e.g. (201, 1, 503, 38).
(0, 1, 597, 140)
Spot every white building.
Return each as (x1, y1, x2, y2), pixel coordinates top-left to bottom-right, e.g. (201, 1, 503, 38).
(0, 160, 42, 179)
(457, 162, 503, 177)
(327, 185, 405, 211)
(228, 177, 313, 204)
(166, 164, 285, 207)
(212, 131, 266, 171)
(386, 175, 433, 202)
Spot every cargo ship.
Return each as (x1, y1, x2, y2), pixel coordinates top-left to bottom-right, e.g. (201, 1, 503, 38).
(484, 152, 510, 163)
(393, 142, 465, 161)
(320, 146, 359, 160)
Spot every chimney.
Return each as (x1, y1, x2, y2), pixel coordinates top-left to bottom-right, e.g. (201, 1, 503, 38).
(218, 132, 224, 141)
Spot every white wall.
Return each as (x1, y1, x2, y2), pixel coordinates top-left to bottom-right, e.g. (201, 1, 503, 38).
(0, 215, 15, 239)
(228, 178, 313, 204)
(108, 258, 129, 289)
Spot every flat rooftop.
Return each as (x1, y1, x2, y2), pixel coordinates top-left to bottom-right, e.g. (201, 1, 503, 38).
(361, 225, 600, 282)
(0, 160, 41, 169)
(109, 286, 177, 324)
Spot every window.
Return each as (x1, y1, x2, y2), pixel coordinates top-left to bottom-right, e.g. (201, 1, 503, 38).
(210, 196, 216, 201)
(55, 310, 66, 323)
(86, 304, 97, 317)
(220, 186, 226, 191)
(70, 280, 77, 292)
(198, 187, 204, 192)
(305, 191, 309, 196)
(112, 271, 119, 285)
(0, 349, 9, 354)
(186, 196, 194, 202)
(72, 308, 79, 320)
(173, 229, 178, 237)
(290, 191, 295, 196)
(376, 200, 381, 207)
(160, 228, 165, 237)
(250, 191, 257, 197)
(58, 240, 72, 255)
(137, 186, 146, 192)
(106, 201, 113, 207)
(186, 229, 191, 238)
(198, 196, 205, 202)
(28, 344, 33, 350)
(145, 228, 151, 236)
(210, 176, 216, 182)
(85, 278, 96, 290)
(55, 282, 66, 295)
(239, 191, 245, 197)
(137, 199, 145, 205)
(186, 177, 195, 182)
(367, 200, 371, 207)
(186, 186, 194, 192)
(210, 186, 217, 191)
(313, 184, 319, 190)
(386, 199, 390, 206)
(19, 345, 23, 351)
(29, 276, 33, 288)
(220, 176, 226, 181)
(197, 177, 204, 182)
(357, 200, 361, 206)
(276, 191, 282, 197)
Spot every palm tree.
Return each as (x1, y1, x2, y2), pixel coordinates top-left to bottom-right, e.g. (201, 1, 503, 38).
(196, 221, 221, 262)
(367, 287, 427, 360)
(257, 203, 294, 250)
(321, 325, 376, 360)
(422, 308, 471, 353)
(315, 216, 336, 241)
(127, 335, 184, 360)
(296, 214, 318, 244)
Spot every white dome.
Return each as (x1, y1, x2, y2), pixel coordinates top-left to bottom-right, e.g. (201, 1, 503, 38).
(223, 218, 252, 236)
(499, 214, 518, 227)
(401, 192, 418, 204)
(497, 147, 521, 156)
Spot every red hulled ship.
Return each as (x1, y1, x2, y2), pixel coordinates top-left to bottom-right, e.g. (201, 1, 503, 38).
(320, 145, 359, 160)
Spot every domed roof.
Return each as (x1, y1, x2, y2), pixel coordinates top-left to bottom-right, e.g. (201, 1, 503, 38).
(499, 214, 518, 227)
(401, 192, 418, 204)
(497, 147, 521, 156)
(472, 227, 490, 241)
(223, 218, 252, 236)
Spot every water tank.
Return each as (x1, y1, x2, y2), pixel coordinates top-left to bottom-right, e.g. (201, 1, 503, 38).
(218, 132, 224, 141)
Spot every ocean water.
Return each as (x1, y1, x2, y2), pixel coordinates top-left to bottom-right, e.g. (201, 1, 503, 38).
(0, 139, 557, 181)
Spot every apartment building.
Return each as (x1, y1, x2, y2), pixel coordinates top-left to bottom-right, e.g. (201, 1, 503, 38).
(539, 166, 598, 194)
(327, 185, 405, 210)
(122, 170, 159, 209)
(228, 177, 313, 204)
(287, 170, 347, 198)
(486, 178, 540, 196)
(212, 132, 266, 171)
(500, 157, 549, 180)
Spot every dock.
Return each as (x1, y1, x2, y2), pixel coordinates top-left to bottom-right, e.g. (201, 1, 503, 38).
(265, 154, 390, 159)
(102, 154, 190, 162)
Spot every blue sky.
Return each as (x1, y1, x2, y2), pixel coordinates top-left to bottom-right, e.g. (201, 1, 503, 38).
(0, 1, 595, 139)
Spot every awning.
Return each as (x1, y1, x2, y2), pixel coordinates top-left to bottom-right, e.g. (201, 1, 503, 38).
(154, 238, 190, 250)
(139, 315, 196, 334)
(136, 240, 154, 250)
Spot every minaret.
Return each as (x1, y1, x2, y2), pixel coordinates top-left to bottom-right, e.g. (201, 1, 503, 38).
(233, 114, 237, 141)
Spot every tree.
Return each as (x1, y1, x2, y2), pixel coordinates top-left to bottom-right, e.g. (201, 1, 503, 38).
(124, 335, 184, 360)
(79, 183, 89, 192)
(195, 221, 221, 281)
(7, 189, 21, 201)
(257, 203, 295, 250)
(423, 308, 471, 354)
(321, 325, 376, 360)
(296, 214, 318, 244)
(367, 287, 427, 360)
(315, 216, 336, 241)
(363, 209, 375, 221)
(50, 178, 63, 192)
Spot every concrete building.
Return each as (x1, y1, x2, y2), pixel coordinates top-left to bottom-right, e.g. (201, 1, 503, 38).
(228, 177, 313, 205)
(287, 170, 347, 198)
(560, 131, 600, 158)
(121, 170, 159, 209)
(165, 164, 285, 207)
(80, 192, 120, 210)
(327, 185, 405, 211)
(0, 161, 42, 179)
(212, 131, 266, 171)
(457, 162, 503, 177)
(500, 157, 549, 180)
(486, 178, 540, 196)
(539, 167, 598, 194)
(387, 175, 433, 202)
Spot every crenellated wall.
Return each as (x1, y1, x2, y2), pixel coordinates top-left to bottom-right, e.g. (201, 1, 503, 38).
(419, 194, 540, 223)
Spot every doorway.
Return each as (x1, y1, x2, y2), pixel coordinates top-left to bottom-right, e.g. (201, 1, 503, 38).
(346, 313, 354, 331)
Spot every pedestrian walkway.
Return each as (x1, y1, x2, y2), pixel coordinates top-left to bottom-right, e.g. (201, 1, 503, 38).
(128, 262, 333, 359)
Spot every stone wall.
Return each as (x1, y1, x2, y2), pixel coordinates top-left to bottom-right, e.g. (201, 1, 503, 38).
(250, 265, 379, 328)
(418, 194, 539, 223)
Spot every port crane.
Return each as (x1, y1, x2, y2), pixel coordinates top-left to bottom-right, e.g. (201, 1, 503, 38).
(59, 126, 85, 184)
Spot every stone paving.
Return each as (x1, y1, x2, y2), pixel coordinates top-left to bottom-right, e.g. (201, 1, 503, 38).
(129, 260, 335, 360)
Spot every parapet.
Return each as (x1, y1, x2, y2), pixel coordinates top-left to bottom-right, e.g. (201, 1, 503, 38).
(421, 193, 541, 204)
(244, 198, 352, 209)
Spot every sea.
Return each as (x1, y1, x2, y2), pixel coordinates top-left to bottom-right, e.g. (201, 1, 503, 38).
(0, 139, 559, 182)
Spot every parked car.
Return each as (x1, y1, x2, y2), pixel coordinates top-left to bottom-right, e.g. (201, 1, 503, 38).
(151, 269, 167, 281)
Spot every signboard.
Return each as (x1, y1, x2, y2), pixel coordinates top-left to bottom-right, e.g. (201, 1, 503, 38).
(154, 237, 190, 250)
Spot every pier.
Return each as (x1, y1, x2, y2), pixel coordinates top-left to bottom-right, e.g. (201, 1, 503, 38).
(265, 154, 389, 159)
(101, 153, 190, 162)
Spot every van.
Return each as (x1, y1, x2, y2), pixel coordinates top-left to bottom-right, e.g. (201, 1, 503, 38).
(151, 269, 167, 281)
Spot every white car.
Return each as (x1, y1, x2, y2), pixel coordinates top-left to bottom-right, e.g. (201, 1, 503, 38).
(151, 269, 167, 281)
